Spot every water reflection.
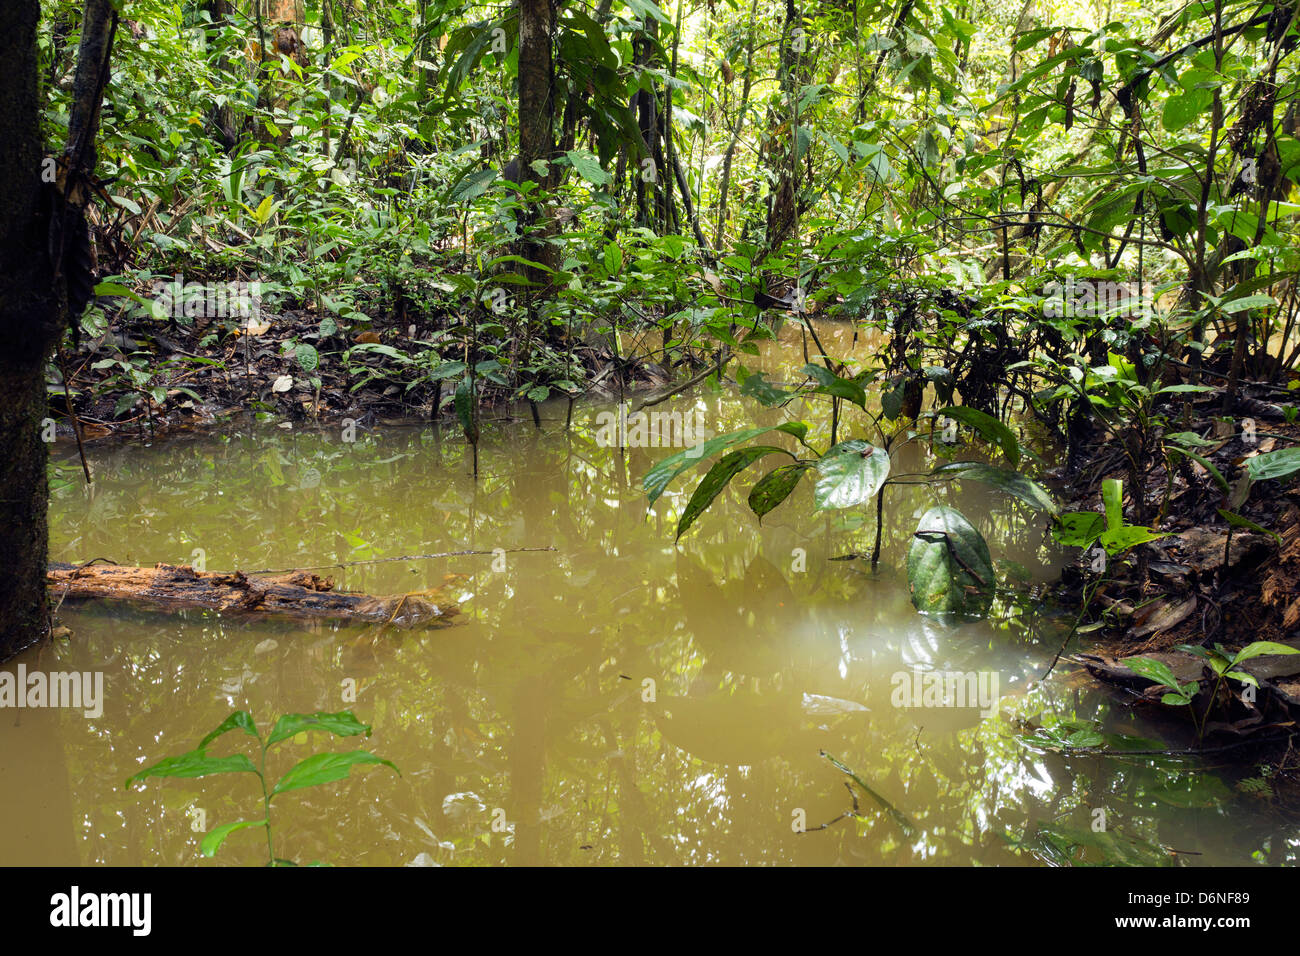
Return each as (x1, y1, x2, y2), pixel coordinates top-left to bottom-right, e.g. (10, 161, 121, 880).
(1, 322, 1295, 866)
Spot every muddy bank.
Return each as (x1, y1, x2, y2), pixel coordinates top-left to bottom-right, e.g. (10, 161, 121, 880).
(1045, 383, 1300, 775)
(49, 303, 673, 442)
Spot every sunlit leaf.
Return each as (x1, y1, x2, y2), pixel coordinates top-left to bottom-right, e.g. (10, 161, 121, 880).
(197, 711, 260, 751)
(813, 440, 890, 509)
(200, 819, 267, 858)
(270, 751, 399, 798)
(126, 751, 259, 790)
(643, 423, 807, 506)
(676, 447, 793, 539)
(267, 711, 372, 747)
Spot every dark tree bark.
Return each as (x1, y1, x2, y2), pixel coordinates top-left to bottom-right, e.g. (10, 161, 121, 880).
(205, 0, 240, 151)
(517, 0, 558, 278)
(764, 0, 810, 255)
(0, 0, 115, 660)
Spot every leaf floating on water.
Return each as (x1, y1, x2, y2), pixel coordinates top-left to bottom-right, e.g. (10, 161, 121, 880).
(802, 693, 870, 716)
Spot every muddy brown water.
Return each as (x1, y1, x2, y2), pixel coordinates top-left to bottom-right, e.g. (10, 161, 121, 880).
(2, 322, 1293, 865)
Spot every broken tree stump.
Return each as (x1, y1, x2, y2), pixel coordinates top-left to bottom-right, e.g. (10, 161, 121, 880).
(48, 563, 458, 629)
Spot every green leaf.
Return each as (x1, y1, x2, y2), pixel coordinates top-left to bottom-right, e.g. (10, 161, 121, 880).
(565, 149, 610, 186)
(200, 819, 267, 858)
(813, 440, 891, 510)
(1230, 641, 1300, 664)
(881, 381, 905, 420)
(197, 711, 260, 751)
(93, 280, 142, 302)
(1098, 525, 1170, 555)
(1065, 729, 1106, 748)
(1155, 383, 1215, 395)
(936, 406, 1021, 467)
(454, 375, 478, 445)
(602, 241, 623, 276)
(932, 462, 1057, 514)
(643, 423, 807, 506)
(1219, 294, 1276, 314)
(1161, 91, 1203, 132)
(449, 167, 499, 203)
(267, 711, 373, 747)
(126, 751, 259, 790)
(1051, 511, 1107, 548)
(907, 506, 995, 616)
(270, 750, 399, 798)
(739, 371, 792, 407)
(801, 364, 867, 408)
(253, 195, 275, 225)
(1123, 656, 1184, 692)
(1216, 509, 1281, 544)
(295, 343, 319, 372)
(1170, 447, 1229, 492)
(747, 462, 811, 520)
(1246, 447, 1300, 483)
(1102, 477, 1123, 531)
(676, 446, 794, 539)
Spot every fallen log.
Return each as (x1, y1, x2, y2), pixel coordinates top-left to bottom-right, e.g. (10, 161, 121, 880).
(48, 563, 459, 629)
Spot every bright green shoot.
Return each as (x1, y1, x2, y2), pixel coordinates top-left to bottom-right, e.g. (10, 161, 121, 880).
(126, 710, 399, 866)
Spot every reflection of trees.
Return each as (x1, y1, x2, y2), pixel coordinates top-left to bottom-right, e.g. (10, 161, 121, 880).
(30, 390, 1297, 865)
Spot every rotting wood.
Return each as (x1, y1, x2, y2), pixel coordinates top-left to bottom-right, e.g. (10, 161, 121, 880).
(47, 562, 458, 629)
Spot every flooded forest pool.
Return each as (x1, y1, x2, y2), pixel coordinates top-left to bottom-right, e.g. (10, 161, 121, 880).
(3, 323, 1294, 866)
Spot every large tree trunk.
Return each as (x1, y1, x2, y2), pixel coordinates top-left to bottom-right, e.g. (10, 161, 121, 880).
(0, 0, 114, 660)
(517, 0, 558, 279)
(205, 0, 240, 151)
(763, 0, 815, 256)
(0, 1, 63, 659)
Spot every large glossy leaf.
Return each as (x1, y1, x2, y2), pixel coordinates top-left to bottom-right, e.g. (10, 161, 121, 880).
(267, 711, 373, 747)
(813, 440, 890, 509)
(932, 461, 1057, 514)
(935, 406, 1021, 467)
(1246, 447, 1300, 483)
(200, 819, 267, 858)
(197, 711, 260, 751)
(748, 462, 811, 520)
(270, 751, 399, 799)
(676, 447, 794, 539)
(643, 423, 807, 506)
(906, 506, 994, 616)
(126, 751, 259, 790)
